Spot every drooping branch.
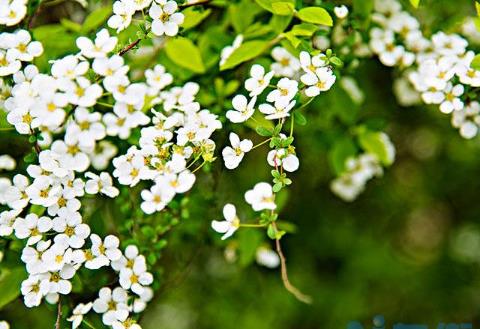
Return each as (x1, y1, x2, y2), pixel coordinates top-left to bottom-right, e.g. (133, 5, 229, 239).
(273, 223, 312, 304)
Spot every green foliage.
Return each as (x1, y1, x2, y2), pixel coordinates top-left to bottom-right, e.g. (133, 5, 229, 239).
(165, 37, 206, 73)
(0, 267, 26, 309)
(220, 40, 270, 70)
(81, 6, 112, 33)
(296, 7, 333, 26)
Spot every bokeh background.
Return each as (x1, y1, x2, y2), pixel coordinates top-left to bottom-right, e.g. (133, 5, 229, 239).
(2, 0, 480, 328)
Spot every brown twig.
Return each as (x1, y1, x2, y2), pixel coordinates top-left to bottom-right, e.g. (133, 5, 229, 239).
(55, 298, 62, 329)
(118, 39, 142, 56)
(29, 129, 41, 154)
(273, 223, 312, 304)
(179, 0, 212, 9)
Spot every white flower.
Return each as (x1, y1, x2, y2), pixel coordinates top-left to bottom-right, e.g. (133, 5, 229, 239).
(0, 154, 15, 170)
(14, 213, 53, 245)
(41, 242, 73, 272)
(93, 55, 128, 77)
(0, 321, 9, 329)
(85, 172, 119, 198)
(0, 0, 27, 26)
(145, 64, 173, 93)
(4, 174, 30, 209)
(0, 50, 21, 76)
(299, 51, 327, 74)
(267, 148, 299, 172)
(22, 274, 49, 308)
(256, 247, 280, 268)
(452, 101, 480, 139)
(439, 83, 464, 114)
(39, 264, 76, 296)
(266, 78, 298, 105)
(21, 240, 51, 274)
(0, 209, 20, 236)
(85, 234, 122, 269)
(301, 67, 336, 97)
(52, 210, 90, 249)
(111, 318, 142, 329)
(51, 136, 91, 173)
(113, 149, 148, 186)
(334, 5, 349, 19)
(76, 29, 117, 58)
(226, 94, 256, 123)
(259, 99, 296, 120)
(108, 1, 135, 32)
(89, 141, 118, 170)
(93, 287, 130, 326)
(66, 107, 106, 148)
(111, 245, 144, 272)
(222, 132, 252, 169)
(119, 261, 153, 295)
(67, 303, 93, 329)
(245, 182, 276, 211)
(270, 47, 300, 78)
(149, 1, 184, 37)
(211, 204, 239, 240)
(140, 183, 175, 214)
(64, 78, 103, 108)
(245, 64, 274, 97)
(369, 28, 405, 66)
(4, 29, 43, 62)
(51, 55, 89, 81)
(156, 171, 196, 194)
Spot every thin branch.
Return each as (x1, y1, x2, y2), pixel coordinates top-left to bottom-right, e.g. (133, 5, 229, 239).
(179, 0, 212, 9)
(55, 298, 62, 329)
(118, 39, 142, 56)
(29, 129, 41, 154)
(273, 223, 312, 304)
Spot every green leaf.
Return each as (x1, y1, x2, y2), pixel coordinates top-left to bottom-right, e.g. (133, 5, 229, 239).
(410, 0, 420, 8)
(0, 267, 26, 309)
(293, 112, 307, 126)
(182, 8, 212, 30)
(297, 7, 333, 26)
(165, 37, 206, 73)
(229, 0, 261, 33)
(60, 18, 82, 32)
(256, 126, 273, 137)
(220, 40, 269, 70)
(254, 0, 295, 14)
(358, 131, 395, 166)
(471, 54, 480, 71)
(270, 14, 293, 33)
(285, 32, 301, 48)
(81, 6, 112, 33)
(271, 1, 294, 15)
(290, 23, 318, 36)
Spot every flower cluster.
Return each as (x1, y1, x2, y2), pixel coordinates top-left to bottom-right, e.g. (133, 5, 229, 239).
(369, 0, 480, 139)
(0, 28, 165, 328)
(0, 29, 43, 77)
(108, 0, 184, 37)
(111, 77, 222, 214)
(330, 154, 384, 202)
